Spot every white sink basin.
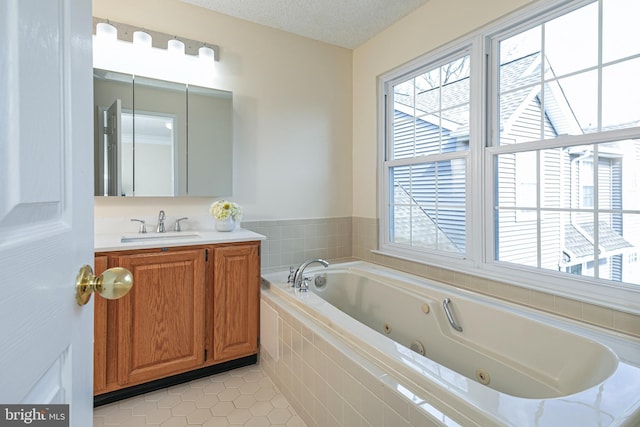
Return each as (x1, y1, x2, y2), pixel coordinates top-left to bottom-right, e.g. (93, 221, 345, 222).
(121, 231, 201, 243)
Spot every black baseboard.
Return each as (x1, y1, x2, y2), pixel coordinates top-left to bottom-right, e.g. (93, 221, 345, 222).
(94, 354, 258, 407)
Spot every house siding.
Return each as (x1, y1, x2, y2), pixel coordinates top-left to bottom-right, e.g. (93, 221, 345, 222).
(497, 96, 559, 268)
(391, 110, 467, 253)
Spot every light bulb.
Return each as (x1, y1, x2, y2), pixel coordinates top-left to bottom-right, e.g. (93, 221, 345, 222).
(96, 22, 117, 40)
(167, 39, 185, 55)
(198, 46, 215, 61)
(133, 31, 152, 48)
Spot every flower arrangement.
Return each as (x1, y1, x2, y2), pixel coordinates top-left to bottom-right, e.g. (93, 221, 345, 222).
(209, 199, 242, 221)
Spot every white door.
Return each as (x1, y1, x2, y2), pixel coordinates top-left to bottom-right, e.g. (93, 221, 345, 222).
(0, 0, 95, 425)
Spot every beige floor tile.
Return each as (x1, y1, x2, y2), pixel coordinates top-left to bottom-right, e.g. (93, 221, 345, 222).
(93, 365, 307, 426)
(248, 401, 274, 417)
(266, 408, 293, 424)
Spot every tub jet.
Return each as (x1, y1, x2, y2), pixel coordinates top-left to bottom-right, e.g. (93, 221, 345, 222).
(410, 340, 426, 356)
(476, 368, 491, 385)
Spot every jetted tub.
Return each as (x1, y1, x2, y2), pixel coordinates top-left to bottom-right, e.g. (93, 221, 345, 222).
(261, 261, 640, 426)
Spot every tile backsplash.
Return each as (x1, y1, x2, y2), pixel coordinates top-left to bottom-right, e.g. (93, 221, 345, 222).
(242, 217, 352, 272)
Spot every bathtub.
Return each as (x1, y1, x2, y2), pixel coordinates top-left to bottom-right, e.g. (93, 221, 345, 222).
(260, 261, 640, 427)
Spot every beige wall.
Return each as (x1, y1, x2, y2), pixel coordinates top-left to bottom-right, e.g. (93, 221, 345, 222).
(351, 0, 536, 218)
(93, 0, 353, 222)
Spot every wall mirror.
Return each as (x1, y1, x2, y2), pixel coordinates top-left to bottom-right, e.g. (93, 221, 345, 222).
(93, 69, 232, 197)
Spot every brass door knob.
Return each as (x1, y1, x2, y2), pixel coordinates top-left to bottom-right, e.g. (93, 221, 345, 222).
(76, 265, 133, 305)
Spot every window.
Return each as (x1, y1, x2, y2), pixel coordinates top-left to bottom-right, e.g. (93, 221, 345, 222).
(492, 1, 640, 284)
(384, 53, 470, 257)
(380, 0, 640, 306)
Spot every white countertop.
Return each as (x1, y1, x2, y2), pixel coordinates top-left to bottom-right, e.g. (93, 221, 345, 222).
(95, 228, 266, 252)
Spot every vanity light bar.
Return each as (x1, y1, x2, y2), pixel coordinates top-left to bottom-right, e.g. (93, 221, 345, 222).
(92, 17, 220, 61)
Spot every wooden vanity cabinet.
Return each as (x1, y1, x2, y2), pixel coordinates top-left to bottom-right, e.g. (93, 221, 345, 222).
(113, 248, 206, 387)
(93, 241, 260, 399)
(207, 243, 260, 364)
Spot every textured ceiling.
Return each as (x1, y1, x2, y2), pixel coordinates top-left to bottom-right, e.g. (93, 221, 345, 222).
(180, 0, 429, 49)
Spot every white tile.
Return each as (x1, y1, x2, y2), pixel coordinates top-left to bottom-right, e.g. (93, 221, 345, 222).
(227, 407, 252, 424)
(244, 416, 271, 427)
(211, 401, 236, 416)
(217, 387, 241, 402)
(233, 394, 256, 408)
(267, 407, 293, 424)
(143, 407, 173, 424)
(248, 400, 274, 417)
(93, 365, 306, 427)
(186, 408, 214, 425)
(170, 401, 196, 417)
(238, 381, 261, 395)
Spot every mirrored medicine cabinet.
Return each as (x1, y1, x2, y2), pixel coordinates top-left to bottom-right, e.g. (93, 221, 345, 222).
(93, 69, 232, 197)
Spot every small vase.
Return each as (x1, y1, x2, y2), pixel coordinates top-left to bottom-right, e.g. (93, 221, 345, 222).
(215, 217, 235, 232)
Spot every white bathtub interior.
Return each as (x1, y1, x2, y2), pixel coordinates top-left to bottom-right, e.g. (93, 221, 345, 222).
(260, 261, 640, 427)
(308, 269, 617, 399)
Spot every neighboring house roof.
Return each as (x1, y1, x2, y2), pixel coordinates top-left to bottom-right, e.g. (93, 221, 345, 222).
(396, 52, 584, 138)
(579, 222, 634, 253)
(393, 184, 459, 252)
(563, 222, 633, 265)
(564, 224, 595, 260)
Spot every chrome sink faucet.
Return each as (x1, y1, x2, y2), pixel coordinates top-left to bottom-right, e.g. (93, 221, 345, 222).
(157, 210, 166, 233)
(292, 258, 329, 291)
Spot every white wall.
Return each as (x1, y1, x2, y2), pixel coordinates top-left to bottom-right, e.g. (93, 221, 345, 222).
(351, 0, 537, 218)
(93, 0, 352, 224)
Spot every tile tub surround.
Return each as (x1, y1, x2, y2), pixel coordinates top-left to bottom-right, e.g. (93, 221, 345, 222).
(351, 217, 640, 339)
(259, 292, 456, 427)
(242, 217, 353, 271)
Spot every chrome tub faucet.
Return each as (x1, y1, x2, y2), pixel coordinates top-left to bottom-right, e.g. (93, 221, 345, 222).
(292, 258, 329, 292)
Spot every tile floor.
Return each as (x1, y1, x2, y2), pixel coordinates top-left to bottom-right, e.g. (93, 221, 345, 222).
(93, 365, 307, 427)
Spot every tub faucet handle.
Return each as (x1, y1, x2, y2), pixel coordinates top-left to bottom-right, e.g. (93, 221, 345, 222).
(299, 277, 313, 292)
(287, 267, 296, 286)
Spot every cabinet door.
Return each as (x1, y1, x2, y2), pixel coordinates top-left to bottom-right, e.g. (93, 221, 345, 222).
(93, 255, 108, 394)
(115, 249, 206, 386)
(94, 254, 123, 395)
(213, 243, 260, 362)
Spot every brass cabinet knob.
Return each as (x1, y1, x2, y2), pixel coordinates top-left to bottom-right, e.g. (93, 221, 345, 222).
(75, 265, 133, 305)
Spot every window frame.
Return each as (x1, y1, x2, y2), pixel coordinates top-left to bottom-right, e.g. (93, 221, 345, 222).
(378, 40, 483, 270)
(377, 0, 640, 314)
